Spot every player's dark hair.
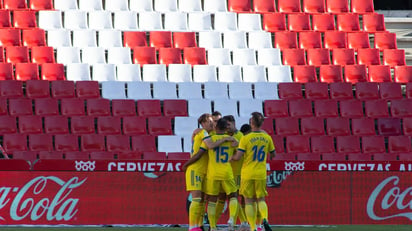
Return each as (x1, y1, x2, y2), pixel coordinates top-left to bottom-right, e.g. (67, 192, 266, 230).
(216, 118, 228, 131)
(240, 124, 251, 135)
(212, 111, 222, 117)
(198, 113, 211, 125)
(222, 115, 235, 122)
(250, 112, 264, 128)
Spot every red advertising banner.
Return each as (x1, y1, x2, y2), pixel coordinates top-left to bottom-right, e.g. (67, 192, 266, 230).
(0, 171, 411, 225)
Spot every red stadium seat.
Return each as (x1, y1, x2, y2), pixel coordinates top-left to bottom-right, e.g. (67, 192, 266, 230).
(305, 82, 329, 99)
(337, 14, 360, 32)
(106, 135, 131, 153)
(345, 65, 368, 83)
(347, 32, 370, 50)
(383, 49, 406, 67)
(29, 0, 53, 10)
(300, 117, 325, 136)
(326, 117, 350, 136)
(347, 153, 372, 161)
(364, 99, 389, 118)
(0, 63, 13, 80)
(168, 152, 190, 160)
(282, 49, 306, 66)
(288, 13, 310, 31)
(275, 117, 300, 135)
(293, 65, 317, 83)
(407, 83, 412, 98)
(377, 118, 402, 136)
(4, 0, 27, 10)
(336, 136, 361, 153)
(137, 100, 162, 117)
(311, 136, 335, 154)
(81, 134, 105, 152)
(278, 0, 301, 13)
(163, 99, 188, 117)
(322, 153, 346, 161)
(150, 31, 172, 48)
(142, 152, 167, 160)
(22, 29, 46, 47)
(13, 10, 37, 28)
(9, 98, 32, 116)
(0, 28, 21, 46)
(41, 63, 66, 81)
(38, 151, 64, 160)
(326, 0, 349, 13)
(368, 65, 392, 82)
(339, 99, 364, 118)
(122, 116, 147, 135)
(261, 118, 274, 135)
(319, 65, 342, 83)
(286, 136, 310, 153)
(362, 136, 386, 154)
(398, 153, 412, 161)
(86, 98, 111, 116)
(299, 31, 322, 49)
(0, 10, 11, 28)
(357, 48, 381, 66)
(324, 31, 347, 49)
(97, 116, 121, 135)
(273, 153, 295, 160)
(112, 99, 136, 117)
(303, 0, 325, 13)
(131, 135, 156, 154)
(13, 151, 37, 161)
(271, 135, 285, 153)
(6, 46, 29, 63)
(18, 115, 43, 134)
(123, 31, 147, 48)
(147, 117, 172, 135)
(228, 0, 251, 12)
(61, 98, 85, 116)
(351, 0, 374, 13)
(0, 116, 17, 134)
(314, 99, 339, 117)
(158, 48, 182, 65)
(0, 80, 23, 98)
(362, 14, 385, 32)
(306, 48, 330, 66)
(394, 66, 412, 83)
(388, 136, 411, 153)
(262, 13, 286, 32)
(51, 81, 75, 98)
(25, 80, 50, 98)
(297, 153, 321, 161)
(65, 151, 89, 160)
(29, 134, 53, 152)
(373, 153, 398, 161)
(34, 98, 59, 116)
(264, 100, 288, 118)
(54, 134, 79, 152)
(31, 46, 55, 64)
(44, 116, 69, 134)
(329, 82, 353, 100)
(90, 152, 115, 160)
(402, 117, 412, 136)
(183, 47, 206, 65)
(332, 49, 356, 66)
(133, 47, 157, 64)
(3, 134, 27, 153)
(254, 0, 276, 12)
(288, 99, 313, 117)
(351, 118, 376, 136)
(173, 32, 197, 48)
(76, 81, 100, 98)
(278, 82, 303, 100)
(15, 63, 39, 81)
(274, 31, 297, 49)
(374, 32, 397, 50)
(70, 116, 95, 134)
(379, 82, 403, 100)
(312, 14, 335, 31)
(355, 82, 379, 100)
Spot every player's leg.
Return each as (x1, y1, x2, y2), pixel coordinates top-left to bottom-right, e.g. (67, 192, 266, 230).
(215, 192, 226, 223)
(244, 197, 257, 231)
(186, 170, 204, 230)
(227, 192, 239, 231)
(256, 180, 271, 231)
(205, 179, 220, 231)
(237, 195, 249, 230)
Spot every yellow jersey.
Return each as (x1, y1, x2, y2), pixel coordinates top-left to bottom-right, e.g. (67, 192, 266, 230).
(230, 130, 243, 176)
(200, 134, 235, 180)
(238, 131, 275, 180)
(188, 129, 210, 175)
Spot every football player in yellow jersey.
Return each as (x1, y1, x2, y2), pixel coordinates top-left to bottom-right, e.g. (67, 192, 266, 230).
(184, 113, 235, 231)
(231, 112, 275, 231)
(183, 118, 239, 231)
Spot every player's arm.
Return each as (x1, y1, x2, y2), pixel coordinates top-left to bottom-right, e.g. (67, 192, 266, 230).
(182, 148, 206, 171)
(191, 128, 203, 140)
(230, 149, 245, 161)
(203, 136, 236, 149)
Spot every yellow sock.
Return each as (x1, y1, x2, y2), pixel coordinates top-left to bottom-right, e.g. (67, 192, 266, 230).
(215, 199, 225, 223)
(197, 201, 205, 227)
(228, 197, 239, 221)
(257, 200, 269, 221)
(238, 203, 247, 224)
(189, 198, 201, 229)
(207, 202, 217, 229)
(245, 203, 257, 231)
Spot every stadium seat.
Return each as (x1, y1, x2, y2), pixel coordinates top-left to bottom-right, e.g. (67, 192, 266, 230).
(157, 135, 183, 152)
(299, 32, 322, 49)
(357, 49, 381, 66)
(242, 65, 267, 82)
(152, 82, 178, 99)
(142, 152, 167, 160)
(204, 82, 228, 100)
(13, 10, 37, 28)
(213, 99, 238, 116)
(368, 65, 392, 82)
(278, 82, 303, 100)
(0, 10, 11, 28)
(347, 32, 371, 50)
(137, 100, 162, 117)
(207, 48, 231, 66)
(402, 117, 412, 136)
(0, 28, 21, 46)
(163, 100, 188, 117)
(253, 0, 275, 12)
(116, 64, 141, 82)
(25, 80, 49, 99)
(179, 0, 202, 12)
(319, 65, 342, 83)
(70, 116, 94, 134)
(278, 0, 301, 13)
(174, 116, 198, 137)
(66, 63, 91, 81)
(88, 11, 113, 30)
(351, 0, 374, 13)
(326, 0, 348, 13)
(365, 99, 389, 118)
(107, 47, 132, 65)
(188, 12, 213, 31)
(264, 100, 288, 118)
(178, 82, 202, 100)
(337, 14, 360, 32)
(379, 82, 403, 100)
(232, 49, 257, 66)
(105, 0, 129, 11)
(324, 31, 347, 49)
(188, 99, 212, 117)
(18, 115, 43, 134)
(204, 0, 227, 12)
(44, 116, 69, 134)
(15, 63, 39, 80)
(29, 134, 53, 152)
(274, 31, 298, 49)
(198, 31, 222, 49)
(312, 14, 335, 31)
(106, 135, 131, 154)
(288, 13, 311, 31)
(340, 99, 364, 118)
(332, 49, 356, 66)
(305, 82, 329, 99)
(50, 81, 74, 99)
(34, 98, 59, 116)
(79, 0, 102, 10)
(275, 117, 300, 135)
(326, 117, 350, 136)
(131, 135, 157, 154)
(130, 0, 153, 12)
(297, 153, 321, 161)
(398, 153, 412, 161)
(86, 98, 111, 116)
(0, 99, 8, 116)
(123, 31, 147, 48)
(97, 116, 121, 135)
(0, 63, 13, 80)
(289, 99, 313, 118)
(362, 136, 386, 154)
(168, 152, 190, 160)
(150, 31, 172, 48)
(394, 66, 412, 83)
(56, 47, 80, 65)
(214, 12, 237, 31)
(336, 136, 361, 153)
(355, 82, 379, 100)
(38, 10, 63, 30)
(383, 49, 406, 67)
(133, 47, 156, 65)
(248, 31, 273, 49)
(239, 99, 263, 117)
(345, 64, 368, 83)
(314, 99, 339, 117)
(41, 63, 65, 81)
(81, 47, 106, 65)
(363, 13, 385, 32)
(76, 81, 99, 99)
(377, 118, 402, 136)
(9, 98, 32, 116)
(4, 133, 28, 154)
(312, 135, 337, 155)
(306, 48, 331, 66)
(374, 32, 397, 50)
(65, 151, 89, 160)
(142, 64, 167, 82)
(223, 31, 247, 49)
(262, 13, 286, 32)
(127, 82, 152, 100)
(218, 65, 242, 82)
(300, 117, 325, 136)
(81, 134, 106, 152)
(112, 100, 136, 117)
(271, 135, 285, 153)
(89, 152, 115, 160)
(282, 49, 306, 66)
(98, 30, 123, 48)
(303, 0, 325, 13)
(122, 117, 147, 135)
(38, 151, 64, 160)
(158, 48, 182, 65)
(174, 32, 197, 48)
(0, 116, 17, 134)
(388, 136, 411, 153)
(6, 46, 29, 63)
(101, 81, 127, 100)
(54, 134, 79, 152)
(64, 10, 88, 30)
(257, 48, 282, 66)
(23, 29, 46, 47)
(154, 0, 178, 12)
(228, 0, 251, 12)
(286, 136, 310, 153)
(31, 46, 55, 64)
(183, 47, 207, 65)
(351, 117, 376, 136)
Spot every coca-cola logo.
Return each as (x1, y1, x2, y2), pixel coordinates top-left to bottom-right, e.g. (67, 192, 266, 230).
(367, 176, 412, 221)
(0, 176, 86, 222)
